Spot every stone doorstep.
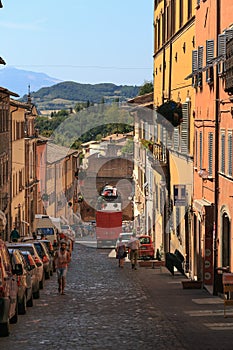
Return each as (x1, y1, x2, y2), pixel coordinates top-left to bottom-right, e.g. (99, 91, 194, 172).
(138, 260, 165, 269)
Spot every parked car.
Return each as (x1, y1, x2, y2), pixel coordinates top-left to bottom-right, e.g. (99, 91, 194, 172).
(20, 250, 40, 299)
(31, 241, 52, 279)
(138, 235, 155, 260)
(0, 239, 19, 337)
(8, 248, 33, 314)
(39, 239, 56, 274)
(7, 242, 45, 289)
(115, 232, 133, 252)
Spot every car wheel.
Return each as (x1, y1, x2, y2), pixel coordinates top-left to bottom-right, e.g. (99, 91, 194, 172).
(45, 270, 50, 280)
(27, 294, 33, 307)
(39, 273, 45, 289)
(10, 300, 18, 324)
(33, 289, 40, 299)
(18, 295, 27, 315)
(0, 321, 10, 337)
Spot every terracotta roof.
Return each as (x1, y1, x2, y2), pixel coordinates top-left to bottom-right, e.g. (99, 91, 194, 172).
(127, 92, 153, 105)
(46, 142, 79, 164)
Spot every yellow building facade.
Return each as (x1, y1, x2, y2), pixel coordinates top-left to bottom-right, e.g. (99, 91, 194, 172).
(153, 0, 196, 269)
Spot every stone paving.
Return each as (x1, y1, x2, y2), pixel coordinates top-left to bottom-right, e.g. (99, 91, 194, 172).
(0, 243, 185, 350)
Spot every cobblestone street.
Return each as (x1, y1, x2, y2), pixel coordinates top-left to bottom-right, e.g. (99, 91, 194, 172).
(1, 243, 233, 350)
(0, 243, 184, 350)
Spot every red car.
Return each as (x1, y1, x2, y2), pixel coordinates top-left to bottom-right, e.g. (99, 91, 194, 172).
(138, 235, 155, 260)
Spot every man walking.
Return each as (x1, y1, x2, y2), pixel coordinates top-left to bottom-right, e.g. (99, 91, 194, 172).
(127, 232, 140, 270)
(54, 240, 71, 295)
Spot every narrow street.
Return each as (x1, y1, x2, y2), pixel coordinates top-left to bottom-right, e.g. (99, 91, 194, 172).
(1, 242, 233, 350)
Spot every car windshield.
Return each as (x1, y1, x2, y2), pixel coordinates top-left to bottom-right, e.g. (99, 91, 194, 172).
(37, 228, 54, 236)
(120, 234, 133, 240)
(140, 237, 151, 244)
(13, 245, 34, 256)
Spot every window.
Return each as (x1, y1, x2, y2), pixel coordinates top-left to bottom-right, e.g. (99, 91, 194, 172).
(195, 130, 198, 168)
(206, 40, 214, 84)
(228, 131, 233, 177)
(221, 131, 226, 174)
(218, 33, 226, 75)
(198, 46, 204, 87)
(176, 207, 181, 238)
(208, 132, 213, 177)
(188, 0, 192, 19)
(192, 50, 198, 87)
(179, 0, 183, 27)
(199, 131, 203, 169)
(171, 0, 176, 35)
(181, 102, 189, 154)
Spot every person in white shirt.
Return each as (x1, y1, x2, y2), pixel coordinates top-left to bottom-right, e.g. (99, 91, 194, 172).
(127, 232, 140, 270)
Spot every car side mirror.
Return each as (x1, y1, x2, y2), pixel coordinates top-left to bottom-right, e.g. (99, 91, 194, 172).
(13, 263, 23, 275)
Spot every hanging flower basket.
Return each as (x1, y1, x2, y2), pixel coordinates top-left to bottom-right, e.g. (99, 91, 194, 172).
(42, 193, 49, 201)
(157, 100, 183, 130)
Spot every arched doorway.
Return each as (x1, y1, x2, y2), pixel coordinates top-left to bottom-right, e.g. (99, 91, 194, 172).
(222, 213, 230, 268)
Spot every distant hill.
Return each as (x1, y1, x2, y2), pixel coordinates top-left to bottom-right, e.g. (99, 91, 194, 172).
(21, 81, 140, 112)
(0, 67, 62, 97)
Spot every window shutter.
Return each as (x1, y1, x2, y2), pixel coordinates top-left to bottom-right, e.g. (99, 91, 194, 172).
(181, 102, 189, 154)
(218, 34, 226, 57)
(228, 131, 233, 177)
(198, 46, 204, 87)
(221, 132, 225, 174)
(173, 128, 179, 151)
(206, 40, 214, 64)
(199, 131, 203, 169)
(162, 126, 167, 161)
(208, 132, 213, 177)
(218, 33, 226, 75)
(198, 46, 204, 69)
(226, 29, 233, 42)
(192, 50, 198, 72)
(192, 50, 198, 87)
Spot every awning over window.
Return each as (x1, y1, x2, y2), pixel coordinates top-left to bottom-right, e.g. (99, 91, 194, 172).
(193, 199, 212, 213)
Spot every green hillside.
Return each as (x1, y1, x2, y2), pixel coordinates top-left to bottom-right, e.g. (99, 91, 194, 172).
(21, 81, 140, 111)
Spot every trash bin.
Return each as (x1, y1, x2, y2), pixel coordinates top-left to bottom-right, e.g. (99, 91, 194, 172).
(215, 267, 230, 294)
(165, 252, 185, 276)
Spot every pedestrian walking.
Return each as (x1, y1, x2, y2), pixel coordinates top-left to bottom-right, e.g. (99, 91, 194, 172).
(54, 240, 71, 295)
(116, 236, 127, 268)
(10, 227, 20, 242)
(127, 232, 140, 270)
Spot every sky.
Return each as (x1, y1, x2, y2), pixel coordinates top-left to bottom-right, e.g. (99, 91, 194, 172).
(0, 0, 154, 86)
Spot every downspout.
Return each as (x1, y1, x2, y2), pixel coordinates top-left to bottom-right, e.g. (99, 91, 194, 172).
(213, 0, 220, 296)
(9, 105, 18, 239)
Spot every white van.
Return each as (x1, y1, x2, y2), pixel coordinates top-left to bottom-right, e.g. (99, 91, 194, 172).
(35, 215, 58, 246)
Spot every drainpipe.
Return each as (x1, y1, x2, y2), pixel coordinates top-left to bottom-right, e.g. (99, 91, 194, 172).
(9, 105, 18, 238)
(213, 0, 220, 296)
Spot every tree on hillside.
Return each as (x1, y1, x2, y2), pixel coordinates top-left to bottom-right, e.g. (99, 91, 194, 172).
(139, 81, 153, 95)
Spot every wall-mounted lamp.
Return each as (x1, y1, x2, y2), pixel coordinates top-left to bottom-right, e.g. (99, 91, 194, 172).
(182, 42, 186, 53)
(192, 36, 195, 47)
(186, 90, 191, 102)
(177, 92, 181, 103)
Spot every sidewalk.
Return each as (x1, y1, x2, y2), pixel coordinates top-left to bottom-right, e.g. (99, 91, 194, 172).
(109, 250, 233, 349)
